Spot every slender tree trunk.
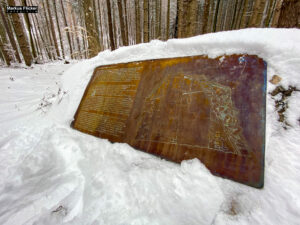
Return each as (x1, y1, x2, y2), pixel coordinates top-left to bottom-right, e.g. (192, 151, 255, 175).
(271, 0, 283, 27)
(46, 0, 60, 57)
(0, 21, 11, 65)
(202, 0, 210, 33)
(123, 0, 129, 45)
(7, 0, 33, 66)
(53, 0, 65, 58)
(135, 0, 141, 44)
(60, 0, 73, 59)
(249, 0, 268, 27)
(233, 0, 244, 29)
(106, 0, 115, 50)
(31, 7, 51, 60)
(97, 0, 104, 51)
(0, 38, 11, 65)
(117, 0, 128, 46)
(143, 0, 149, 42)
(166, 0, 170, 39)
(72, 9, 82, 59)
(21, 0, 37, 59)
(93, 0, 101, 46)
(239, 0, 252, 28)
(0, 6, 21, 63)
(42, 0, 56, 59)
(212, 0, 221, 32)
(156, 0, 161, 39)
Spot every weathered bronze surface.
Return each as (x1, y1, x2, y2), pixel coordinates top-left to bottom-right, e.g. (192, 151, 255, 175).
(72, 55, 267, 188)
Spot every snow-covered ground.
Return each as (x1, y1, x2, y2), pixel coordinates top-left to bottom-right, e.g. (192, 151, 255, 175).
(0, 28, 300, 225)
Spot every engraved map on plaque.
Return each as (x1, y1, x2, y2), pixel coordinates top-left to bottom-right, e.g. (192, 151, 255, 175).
(72, 55, 267, 188)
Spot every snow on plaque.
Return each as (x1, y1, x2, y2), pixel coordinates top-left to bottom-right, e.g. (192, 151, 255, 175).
(72, 55, 267, 188)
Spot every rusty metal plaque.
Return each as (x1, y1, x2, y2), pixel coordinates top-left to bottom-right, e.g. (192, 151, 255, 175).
(72, 55, 266, 188)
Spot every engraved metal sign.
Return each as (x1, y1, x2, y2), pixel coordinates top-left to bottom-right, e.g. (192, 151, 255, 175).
(72, 55, 267, 188)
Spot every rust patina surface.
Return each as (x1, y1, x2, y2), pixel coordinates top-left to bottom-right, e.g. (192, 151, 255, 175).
(72, 55, 267, 188)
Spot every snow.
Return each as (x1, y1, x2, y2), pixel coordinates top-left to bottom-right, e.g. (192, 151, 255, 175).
(0, 28, 300, 225)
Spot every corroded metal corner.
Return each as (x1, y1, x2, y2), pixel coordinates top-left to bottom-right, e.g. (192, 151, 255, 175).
(72, 55, 267, 188)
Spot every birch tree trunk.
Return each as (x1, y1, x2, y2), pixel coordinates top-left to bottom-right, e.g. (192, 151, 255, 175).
(7, 0, 33, 66)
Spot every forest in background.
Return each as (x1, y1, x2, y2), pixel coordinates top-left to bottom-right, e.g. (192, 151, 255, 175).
(0, 0, 299, 66)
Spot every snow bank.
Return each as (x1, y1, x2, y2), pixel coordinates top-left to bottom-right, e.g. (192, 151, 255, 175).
(0, 28, 300, 225)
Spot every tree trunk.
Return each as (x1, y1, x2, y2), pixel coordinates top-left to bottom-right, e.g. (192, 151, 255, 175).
(0, 20, 11, 65)
(143, 0, 149, 42)
(93, 0, 101, 46)
(166, 0, 170, 39)
(124, 0, 129, 45)
(0, 5, 21, 63)
(0, 38, 10, 65)
(277, 0, 300, 28)
(72, 9, 82, 58)
(53, 0, 65, 58)
(7, 0, 33, 66)
(135, 0, 141, 44)
(106, 0, 115, 50)
(31, 7, 51, 60)
(118, 0, 128, 45)
(21, 0, 37, 59)
(46, 0, 60, 58)
(42, 0, 55, 59)
(177, 0, 198, 38)
(156, 0, 161, 39)
(60, 0, 73, 59)
(249, 0, 268, 27)
(240, 0, 253, 28)
(271, 0, 283, 27)
(202, 0, 210, 33)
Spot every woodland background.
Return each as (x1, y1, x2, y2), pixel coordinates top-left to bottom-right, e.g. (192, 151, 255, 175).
(0, 0, 299, 66)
